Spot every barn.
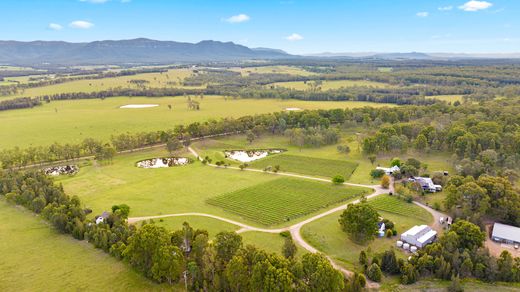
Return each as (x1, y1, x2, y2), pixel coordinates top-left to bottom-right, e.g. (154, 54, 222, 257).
(492, 223, 520, 245)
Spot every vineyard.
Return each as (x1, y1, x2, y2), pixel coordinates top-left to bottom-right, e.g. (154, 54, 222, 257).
(207, 177, 368, 226)
(368, 195, 432, 222)
(250, 154, 359, 180)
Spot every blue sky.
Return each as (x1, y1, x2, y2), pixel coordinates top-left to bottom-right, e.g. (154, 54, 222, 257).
(0, 0, 518, 54)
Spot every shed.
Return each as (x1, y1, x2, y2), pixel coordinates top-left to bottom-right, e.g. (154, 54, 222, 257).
(492, 223, 520, 245)
(95, 211, 110, 224)
(401, 225, 437, 248)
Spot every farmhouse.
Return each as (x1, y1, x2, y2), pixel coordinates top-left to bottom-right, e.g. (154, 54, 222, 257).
(400, 225, 437, 248)
(408, 176, 442, 193)
(376, 165, 400, 175)
(95, 211, 110, 224)
(491, 223, 520, 245)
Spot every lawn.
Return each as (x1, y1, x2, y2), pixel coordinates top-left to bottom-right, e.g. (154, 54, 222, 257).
(250, 154, 359, 179)
(153, 215, 239, 238)
(207, 177, 369, 226)
(301, 195, 432, 272)
(0, 96, 394, 149)
(0, 199, 169, 291)
(270, 79, 393, 90)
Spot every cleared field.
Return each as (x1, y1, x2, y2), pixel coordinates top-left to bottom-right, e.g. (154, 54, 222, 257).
(0, 199, 166, 291)
(271, 79, 392, 90)
(301, 195, 432, 271)
(207, 177, 369, 226)
(3, 68, 199, 99)
(229, 65, 316, 76)
(426, 95, 464, 103)
(0, 96, 395, 149)
(250, 154, 359, 179)
(368, 195, 432, 221)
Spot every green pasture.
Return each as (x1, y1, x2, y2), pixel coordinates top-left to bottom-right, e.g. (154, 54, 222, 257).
(426, 95, 464, 103)
(3, 68, 198, 99)
(250, 154, 359, 180)
(270, 79, 393, 90)
(207, 177, 369, 226)
(301, 195, 432, 272)
(0, 96, 393, 149)
(0, 199, 167, 291)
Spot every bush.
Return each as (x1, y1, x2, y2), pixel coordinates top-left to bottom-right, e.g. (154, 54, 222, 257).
(279, 231, 290, 238)
(370, 169, 385, 178)
(366, 263, 382, 282)
(332, 175, 345, 184)
(392, 229, 397, 236)
(381, 175, 391, 189)
(385, 229, 393, 238)
(390, 158, 401, 167)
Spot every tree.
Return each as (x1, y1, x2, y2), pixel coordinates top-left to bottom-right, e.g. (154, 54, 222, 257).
(449, 220, 485, 250)
(166, 138, 181, 154)
(332, 175, 345, 184)
(448, 275, 464, 292)
(368, 154, 377, 165)
(359, 250, 368, 267)
(301, 253, 344, 291)
(414, 134, 428, 151)
(282, 236, 297, 259)
(390, 157, 401, 167)
(246, 130, 256, 144)
(366, 263, 382, 282)
(381, 175, 391, 189)
(339, 203, 379, 243)
(214, 231, 242, 264)
(381, 249, 399, 274)
(112, 204, 130, 219)
(370, 169, 385, 179)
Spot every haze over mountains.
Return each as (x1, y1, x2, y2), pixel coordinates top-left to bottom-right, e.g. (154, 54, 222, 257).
(1, 38, 520, 66)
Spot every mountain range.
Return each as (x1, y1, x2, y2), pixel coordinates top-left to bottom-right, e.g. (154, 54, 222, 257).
(0, 38, 291, 66)
(1, 38, 520, 66)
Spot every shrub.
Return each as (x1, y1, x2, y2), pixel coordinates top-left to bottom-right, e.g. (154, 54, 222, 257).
(366, 263, 382, 282)
(332, 175, 345, 184)
(279, 231, 290, 238)
(392, 229, 397, 236)
(381, 175, 391, 189)
(385, 229, 393, 238)
(370, 169, 385, 178)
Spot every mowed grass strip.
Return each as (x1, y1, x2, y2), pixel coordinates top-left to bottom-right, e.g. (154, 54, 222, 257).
(207, 177, 368, 226)
(251, 154, 358, 179)
(368, 195, 431, 222)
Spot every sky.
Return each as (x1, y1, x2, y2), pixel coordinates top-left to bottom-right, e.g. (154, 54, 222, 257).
(0, 0, 519, 54)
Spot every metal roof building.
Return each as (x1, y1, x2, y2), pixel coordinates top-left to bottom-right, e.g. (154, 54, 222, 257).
(492, 223, 520, 245)
(400, 225, 437, 248)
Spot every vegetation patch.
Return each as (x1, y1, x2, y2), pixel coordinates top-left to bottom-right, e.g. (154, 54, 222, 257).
(367, 195, 432, 222)
(43, 165, 79, 176)
(207, 177, 368, 226)
(251, 154, 358, 179)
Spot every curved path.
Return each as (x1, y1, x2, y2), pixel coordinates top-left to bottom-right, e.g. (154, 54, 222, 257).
(129, 146, 393, 288)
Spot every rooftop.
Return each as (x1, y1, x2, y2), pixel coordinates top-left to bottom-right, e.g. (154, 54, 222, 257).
(492, 222, 520, 242)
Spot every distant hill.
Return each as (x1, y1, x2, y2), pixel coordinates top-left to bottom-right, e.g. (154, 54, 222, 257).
(0, 38, 292, 66)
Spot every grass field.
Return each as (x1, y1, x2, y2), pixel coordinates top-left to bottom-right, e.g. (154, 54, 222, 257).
(301, 195, 432, 271)
(250, 154, 359, 179)
(426, 95, 464, 103)
(2, 68, 199, 99)
(271, 79, 393, 90)
(229, 65, 316, 76)
(207, 177, 369, 226)
(0, 96, 394, 149)
(0, 199, 168, 291)
(368, 195, 432, 222)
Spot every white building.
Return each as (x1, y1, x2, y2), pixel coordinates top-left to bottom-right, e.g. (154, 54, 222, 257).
(409, 177, 442, 192)
(376, 165, 400, 175)
(492, 223, 520, 245)
(401, 225, 437, 248)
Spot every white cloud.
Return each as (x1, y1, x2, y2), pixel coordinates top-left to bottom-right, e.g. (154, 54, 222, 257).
(79, 0, 109, 3)
(438, 6, 453, 11)
(286, 33, 303, 41)
(48, 23, 63, 31)
(224, 14, 250, 23)
(459, 1, 493, 11)
(69, 20, 94, 29)
(416, 12, 429, 17)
